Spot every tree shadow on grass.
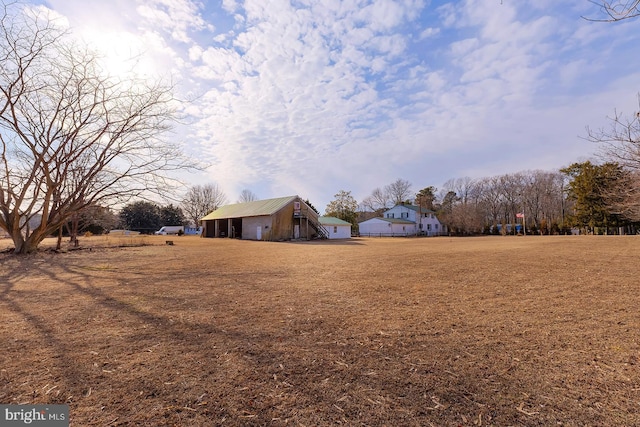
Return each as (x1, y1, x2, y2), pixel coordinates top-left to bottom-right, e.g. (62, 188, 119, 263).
(1, 248, 627, 426)
(0, 251, 545, 426)
(0, 252, 336, 424)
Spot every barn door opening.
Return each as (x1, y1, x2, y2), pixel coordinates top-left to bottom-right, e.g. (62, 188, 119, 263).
(256, 226, 262, 240)
(231, 218, 242, 238)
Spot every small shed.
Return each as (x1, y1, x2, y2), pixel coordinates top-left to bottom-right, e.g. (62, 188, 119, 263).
(319, 216, 352, 239)
(200, 196, 327, 241)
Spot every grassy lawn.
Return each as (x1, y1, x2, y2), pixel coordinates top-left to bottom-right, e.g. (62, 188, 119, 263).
(1, 235, 639, 426)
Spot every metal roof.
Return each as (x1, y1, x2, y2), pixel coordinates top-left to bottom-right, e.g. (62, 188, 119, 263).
(396, 204, 435, 214)
(319, 216, 352, 226)
(201, 195, 298, 221)
(359, 217, 415, 224)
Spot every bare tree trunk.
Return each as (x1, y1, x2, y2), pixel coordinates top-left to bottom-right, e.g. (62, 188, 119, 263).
(56, 226, 62, 250)
(11, 231, 44, 254)
(71, 215, 79, 247)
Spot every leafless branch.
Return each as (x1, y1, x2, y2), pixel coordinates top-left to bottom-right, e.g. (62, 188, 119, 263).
(583, 0, 640, 22)
(0, 2, 198, 253)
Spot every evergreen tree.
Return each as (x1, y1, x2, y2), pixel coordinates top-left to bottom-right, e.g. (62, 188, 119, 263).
(119, 201, 162, 233)
(560, 161, 624, 232)
(160, 204, 186, 226)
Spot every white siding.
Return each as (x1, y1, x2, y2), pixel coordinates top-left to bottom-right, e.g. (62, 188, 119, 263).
(384, 205, 417, 222)
(361, 204, 445, 237)
(359, 218, 392, 236)
(359, 218, 416, 236)
(327, 225, 351, 239)
(417, 212, 443, 236)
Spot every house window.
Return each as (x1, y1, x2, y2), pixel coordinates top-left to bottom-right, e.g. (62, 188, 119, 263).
(435, 224, 439, 230)
(427, 224, 431, 231)
(333, 226, 337, 233)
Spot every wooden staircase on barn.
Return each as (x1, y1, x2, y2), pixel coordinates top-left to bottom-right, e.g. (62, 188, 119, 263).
(297, 210, 329, 239)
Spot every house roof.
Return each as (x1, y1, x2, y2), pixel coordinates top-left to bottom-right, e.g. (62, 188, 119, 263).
(319, 216, 352, 226)
(359, 217, 414, 225)
(201, 195, 298, 221)
(394, 204, 435, 214)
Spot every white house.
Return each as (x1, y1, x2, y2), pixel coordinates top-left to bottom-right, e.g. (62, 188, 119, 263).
(358, 217, 416, 237)
(358, 204, 444, 237)
(319, 216, 352, 239)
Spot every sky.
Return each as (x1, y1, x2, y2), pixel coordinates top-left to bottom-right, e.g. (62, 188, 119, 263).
(27, 0, 640, 211)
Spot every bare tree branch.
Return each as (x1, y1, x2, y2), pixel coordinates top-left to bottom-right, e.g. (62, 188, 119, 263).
(0, 2, 197, 253)
(384, 178, 412, 205)
(237, 189, 258, 203)
(181, 183, 228, 227)
(587, 98, 640, 172)
(583, 0, 640, 22)
(587, 96, 640, 221)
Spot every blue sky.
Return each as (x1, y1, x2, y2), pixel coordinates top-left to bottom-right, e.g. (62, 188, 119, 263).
(31, 0, 640, 211)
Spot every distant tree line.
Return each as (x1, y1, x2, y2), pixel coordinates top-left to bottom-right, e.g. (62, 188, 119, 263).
(430, 164, 638, 236)
(335, 160, 639, 236)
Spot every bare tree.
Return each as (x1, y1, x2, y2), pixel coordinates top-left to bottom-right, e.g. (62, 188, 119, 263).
(360, 187, 391, 214)
(384, 178, 412, 205)
(442, 177, 476, 205)
(602, 170, 640, 222)
(584, 0, 640, 21)
(521, 170, 566, 233)
(76, 204, 118, 234)
(588, 101, 640, 172)
(587, 99, 640, 221)
(498, 173, 527, 230)
(237, 189, 258, 203)
(477, 176, 503, 231)
(181, 183, 227, 226)
(438, 178, 485, 235)
(0, 3, 193, 253)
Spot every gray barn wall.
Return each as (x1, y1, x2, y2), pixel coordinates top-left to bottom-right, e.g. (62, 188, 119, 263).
(242, 216, 273, 240)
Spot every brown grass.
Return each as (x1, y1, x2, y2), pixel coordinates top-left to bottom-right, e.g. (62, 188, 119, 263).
(1, 235, 639, 426)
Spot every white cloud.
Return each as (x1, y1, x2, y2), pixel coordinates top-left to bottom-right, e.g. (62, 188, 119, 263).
(418, 27, 440, 39)
(136, 0, 214, 43)
(356, 0, 423, 31)
(221, 0, 240, 14)
(25, 0, 640, 209)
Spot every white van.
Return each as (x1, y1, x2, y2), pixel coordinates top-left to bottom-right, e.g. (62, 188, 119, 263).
(154, 226, 184, 235)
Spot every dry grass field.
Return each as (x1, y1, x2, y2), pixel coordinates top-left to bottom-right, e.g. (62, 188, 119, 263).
(1, 234, 639, 426)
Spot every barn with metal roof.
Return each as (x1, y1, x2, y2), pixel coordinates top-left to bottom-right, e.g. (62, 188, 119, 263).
(200, 195, 328, 241)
